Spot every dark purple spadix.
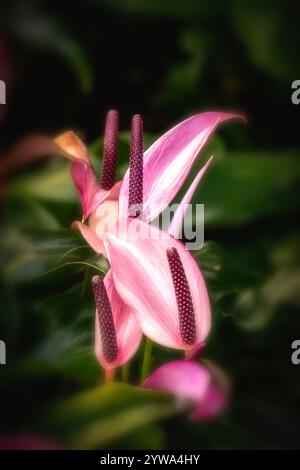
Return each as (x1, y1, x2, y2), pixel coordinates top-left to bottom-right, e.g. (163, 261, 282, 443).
(100, 109, 119, 190)
(128, 114, 143, 218)
(167, 247, 196, 346)
(92, 276, 118, 363)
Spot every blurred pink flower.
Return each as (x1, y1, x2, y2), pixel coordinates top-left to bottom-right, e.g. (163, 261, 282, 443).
(143, 359, 229, 421)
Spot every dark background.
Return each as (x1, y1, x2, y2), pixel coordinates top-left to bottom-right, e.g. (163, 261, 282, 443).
(0, 0, 300, 450)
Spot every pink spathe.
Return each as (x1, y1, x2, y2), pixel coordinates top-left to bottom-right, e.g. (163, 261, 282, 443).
(104, 219, 211, 351)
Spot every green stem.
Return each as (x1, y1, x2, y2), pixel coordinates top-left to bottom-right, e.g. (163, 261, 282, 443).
(121, 362, 130, 383)
(140, 338, 153, 383)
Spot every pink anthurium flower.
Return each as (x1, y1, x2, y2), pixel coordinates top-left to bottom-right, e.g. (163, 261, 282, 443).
(143, 359, 229, 421)
(54, 110, 242, 368)
(92, 271, 142, 371)
(119, 111, 241, 222)
(104, 218, 211, 351)
(55, 110, 241, 255)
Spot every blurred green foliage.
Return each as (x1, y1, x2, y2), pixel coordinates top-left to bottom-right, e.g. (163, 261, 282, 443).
(0, 0, 300, 450)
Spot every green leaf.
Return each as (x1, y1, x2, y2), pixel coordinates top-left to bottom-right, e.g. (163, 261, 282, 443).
(10, 3, 92, 92)
(109, 424, 165, 450)
(192, 150, 300, 227)
(7, 160, 76, 205)
(195, 241, 263, 295)
(231, 234, 300, 330)
(231, 0, 300, 82)
(1, 228, 107, 283)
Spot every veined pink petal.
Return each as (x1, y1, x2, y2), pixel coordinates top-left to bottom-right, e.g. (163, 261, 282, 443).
(84, 182, 121, 221)
(143, 359, 210, 402)
(104, 219, 211, 350)
(119, 112, 242, 221)
(85, 181, 122, 221)
(168, 156, 213, 239)
(95, 271, 143, 369)
(71, 161, 121, 221)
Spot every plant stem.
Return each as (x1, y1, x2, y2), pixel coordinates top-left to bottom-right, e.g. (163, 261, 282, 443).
(105, 368, 116, 383)
(140, 338, 153, 383)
